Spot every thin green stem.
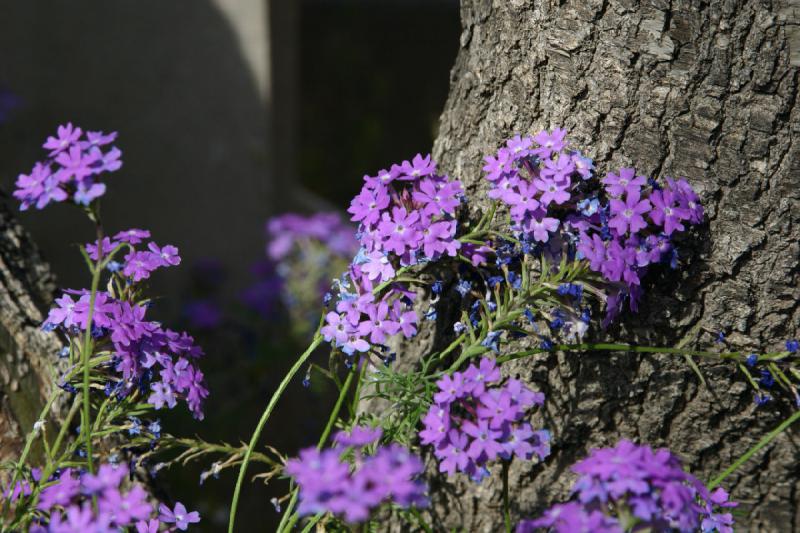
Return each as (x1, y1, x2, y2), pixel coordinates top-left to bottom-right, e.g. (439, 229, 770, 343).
(228, 333, 323, 533)
(708, 409, 800, 489)
(279, 366, 358, 533)
(79, 260, 103, 475)
(497, 343, 757, 364)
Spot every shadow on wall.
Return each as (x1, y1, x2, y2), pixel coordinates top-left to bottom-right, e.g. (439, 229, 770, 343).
(0, 0, 273, 302)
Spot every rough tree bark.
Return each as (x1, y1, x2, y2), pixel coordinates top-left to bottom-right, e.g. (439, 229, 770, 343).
(0, 192, 61, 464)
(383, 1, 799, 531)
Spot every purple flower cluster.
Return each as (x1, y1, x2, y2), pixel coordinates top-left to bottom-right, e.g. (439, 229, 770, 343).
(45, 231, 208, 419)
(517, 440, 736, 533)
(285, 427, 428, 523)
(14, 123, 121, 210)
(254, 212, 357, 331)
(482, 129, 703, 324)
(321, 154, 463, 356)
(30, 463, 199, 532)
(419, 358, 549, 479)
(348, 153, 463, 266)
(266, 212, 357, 262)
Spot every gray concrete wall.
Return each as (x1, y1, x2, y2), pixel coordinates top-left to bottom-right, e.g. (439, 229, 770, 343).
(0, 0, 276, 298)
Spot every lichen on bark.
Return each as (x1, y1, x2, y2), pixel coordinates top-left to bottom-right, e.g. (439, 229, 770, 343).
(0, 192, 62, 465)
(374, 1, 799, 530)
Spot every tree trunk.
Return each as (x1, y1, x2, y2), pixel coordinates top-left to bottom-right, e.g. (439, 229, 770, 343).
(392, 1, 799, 530)
(0, 193, 61, 464)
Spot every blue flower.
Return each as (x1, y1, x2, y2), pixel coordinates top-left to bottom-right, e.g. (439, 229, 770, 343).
(487, 276, 504, 289)
(456, 279, 472, 296)
(431, 280, 443, 295)
(745, 354, 758, 368)
(481, 331, 502, 353)
(523, 308, 535, 323)
(786, 340, 799, 353)
(759, 369, 775, 388)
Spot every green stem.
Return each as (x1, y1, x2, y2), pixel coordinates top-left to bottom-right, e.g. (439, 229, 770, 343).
(79, 260, 103, 475)
(497, 343, 755, 364)
(502, 460, 512, 533)
(228, 333, 323, 533)
(279, 366, 358, 533)
(708, 409, 800, 489)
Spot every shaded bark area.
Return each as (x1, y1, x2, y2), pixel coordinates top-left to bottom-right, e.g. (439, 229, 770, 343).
(0, 193, 61, 464)
(383, 1, 799, 530)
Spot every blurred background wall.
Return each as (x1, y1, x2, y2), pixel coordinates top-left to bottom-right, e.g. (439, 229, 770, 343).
(0, 0, 459, 529)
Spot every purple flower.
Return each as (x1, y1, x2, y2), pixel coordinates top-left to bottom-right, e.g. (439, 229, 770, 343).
(38, 469, 80, 511)
(43, 123, 82, 155)
(334, 426, 382, 447)
(159, 502, 201, 530)
(115, 228, 151, 244)
(649, 188, 689, 235)
(482, 148, 515, 182)
(286, 435, 427, 523)
(378, 207, 422, 256)
(518, 502, 622, 533)
(122, 251, 161, 281)
(608, 190, 652, 235)
(397, 153, 436, 179)
(602, 167, 646, 197)
(361, 251, 395, 282)
(98, 484, 152, 525)
(149, 381, 177, 410)
(136, 519, 161, 533)
(528, 440, 740, 531)
(148, 242, 181, 267)
(524, 216, 560, 243)
(532, 128, 567, 157)
(421, 358, 548, 477)
(348, 184, 390, 226)
(534, 177, 571, 206)
(55, 144, 100, 182)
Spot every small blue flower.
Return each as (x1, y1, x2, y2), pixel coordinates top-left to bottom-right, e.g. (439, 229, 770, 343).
(786, 340, 799, 353)
(453, 322, 466, 334)
(481, 331, 502, 353)
(487, 276, 504, 289)
(759, 369, 775, 388)
(456, 280, 472, 297)
(58, 347, 70, 358)
(323, 292, 332, 306)
(715, 331, 726, 344)
(431, 280, 444, 295)
(754, 393, 771, 406)
(523, 308, 535, 323)
(425, 307, 438, 321)
(128, 416, 142, 436)
(507, 271, 522, 290)
(148, 419, 162, 439)
(540, 338, 553, 351)
(106, 260, 122, 273)
(745, 354, 758, 368)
